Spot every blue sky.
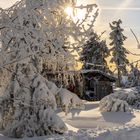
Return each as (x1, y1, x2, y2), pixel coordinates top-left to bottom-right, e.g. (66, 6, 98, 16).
(0, 0, 140, 61)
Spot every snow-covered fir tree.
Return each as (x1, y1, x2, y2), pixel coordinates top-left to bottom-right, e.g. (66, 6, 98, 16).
(128, 63, 140, 87)
(0, 0, 98, 138)
(80, 32, 110, 72)
(109, 19, 129, 87)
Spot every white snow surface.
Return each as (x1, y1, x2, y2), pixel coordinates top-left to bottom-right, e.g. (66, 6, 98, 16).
(1, 101, 140, 140)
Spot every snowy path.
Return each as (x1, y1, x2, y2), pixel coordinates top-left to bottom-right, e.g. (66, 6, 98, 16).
(57, 101, 140, 130)
(1, 101, 140, 140)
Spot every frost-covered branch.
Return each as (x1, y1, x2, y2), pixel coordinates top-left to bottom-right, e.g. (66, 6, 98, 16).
(0, 0, 97, 138)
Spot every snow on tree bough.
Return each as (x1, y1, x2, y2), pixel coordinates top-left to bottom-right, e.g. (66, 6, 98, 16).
(0, 0, 98, 138)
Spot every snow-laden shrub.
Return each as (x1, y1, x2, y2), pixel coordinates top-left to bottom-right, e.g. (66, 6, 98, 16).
(0, 60, 85, 138)
(0, 62, 68, 138)
(0, 58, 85, 138)
(100, 95, 132, 113)
(32, 75, 57, 110)
(113, 90, 138, 105)
(58, 88, 85, 115)
(99, 88, 140, 112)
(3, 108, 67, 138)
(113, 88, 140, 108)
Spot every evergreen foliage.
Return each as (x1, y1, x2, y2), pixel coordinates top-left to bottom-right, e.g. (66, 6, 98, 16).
(80, 32, 110, 72)
(109, 19, 129, 86)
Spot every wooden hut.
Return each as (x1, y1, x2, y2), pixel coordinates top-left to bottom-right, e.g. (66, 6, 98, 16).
(43, 69, 116, 100)
(82, 70, 116, 101)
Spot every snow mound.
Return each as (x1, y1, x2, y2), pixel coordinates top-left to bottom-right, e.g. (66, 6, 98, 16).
(100, 95, 132, 113)
(58, 88, 85, 115)
(45, 80, 60, 96)
(44, 80, 85, 115)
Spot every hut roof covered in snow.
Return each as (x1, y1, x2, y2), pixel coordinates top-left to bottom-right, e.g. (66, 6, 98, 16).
(80, 70, 117, 82)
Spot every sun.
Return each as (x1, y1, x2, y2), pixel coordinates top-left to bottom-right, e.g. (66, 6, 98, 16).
(65, 6, 84, 21)
(64, 6, 73, 17)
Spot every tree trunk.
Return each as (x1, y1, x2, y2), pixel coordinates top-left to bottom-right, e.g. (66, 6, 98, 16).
(117, 60, 121, 87)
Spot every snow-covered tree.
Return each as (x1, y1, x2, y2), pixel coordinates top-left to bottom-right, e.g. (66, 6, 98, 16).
(128, 63, 140, 87)
(0, 0, 98, 138)
(0, 60, 67, 137)
(0, 64, 14, 95)
(80, 32, 110, 72)
(109, 19, 129, 87)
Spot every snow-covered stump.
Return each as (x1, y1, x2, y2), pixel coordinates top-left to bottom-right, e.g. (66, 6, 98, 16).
(100, 95, 132, 113)
(0, 60, 67, 138)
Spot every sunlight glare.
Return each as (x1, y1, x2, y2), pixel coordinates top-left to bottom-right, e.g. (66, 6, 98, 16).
(65, 6, 85, 22)
(65, 6, 73, 17)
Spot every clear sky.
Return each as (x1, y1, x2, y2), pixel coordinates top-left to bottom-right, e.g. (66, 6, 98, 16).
(93, 0, 140, 63)
(0, 0, 140, 62)
(94, 0, 140, 48)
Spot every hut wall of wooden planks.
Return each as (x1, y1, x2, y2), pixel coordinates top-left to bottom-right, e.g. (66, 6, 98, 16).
(82, 70, 116, 101)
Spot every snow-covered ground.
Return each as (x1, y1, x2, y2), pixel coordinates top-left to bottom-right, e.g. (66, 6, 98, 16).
(1, 101, 140, 140)
(57, 101, 140, 129)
